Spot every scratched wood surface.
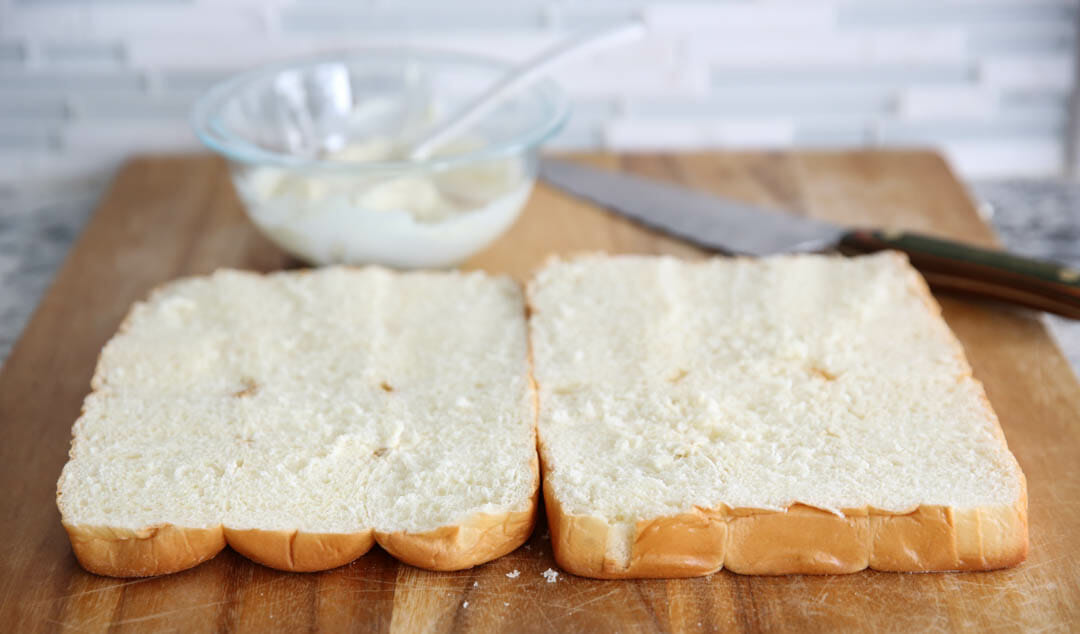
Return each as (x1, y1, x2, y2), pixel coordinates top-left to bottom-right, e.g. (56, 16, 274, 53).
(1, 151, 1078, 633)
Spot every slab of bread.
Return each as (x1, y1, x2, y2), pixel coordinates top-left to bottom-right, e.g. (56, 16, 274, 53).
(528, 252, 1027, 577)
(58, 253, 1027, 578)
(57, 268, 538, 577)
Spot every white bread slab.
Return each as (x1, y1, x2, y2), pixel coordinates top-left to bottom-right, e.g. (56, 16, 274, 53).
(57, 267, 538, 577)
(528, 253, 1027, 578)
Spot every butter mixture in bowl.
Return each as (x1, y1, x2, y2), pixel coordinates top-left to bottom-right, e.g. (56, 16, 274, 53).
(193, 49, 567, 268)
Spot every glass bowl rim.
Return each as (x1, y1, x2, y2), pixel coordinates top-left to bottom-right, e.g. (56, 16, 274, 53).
(191, 46, 570, 172)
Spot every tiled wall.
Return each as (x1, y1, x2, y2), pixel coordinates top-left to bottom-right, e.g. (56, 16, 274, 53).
(0, 0, 1076, 193)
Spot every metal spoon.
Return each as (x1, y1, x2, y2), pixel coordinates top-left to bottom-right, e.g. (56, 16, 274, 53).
(406, 20, 646, 161)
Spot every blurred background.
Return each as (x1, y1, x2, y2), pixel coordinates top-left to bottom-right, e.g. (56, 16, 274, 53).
(1, 0, 1076, 188)
(1, 0, 1079, 365)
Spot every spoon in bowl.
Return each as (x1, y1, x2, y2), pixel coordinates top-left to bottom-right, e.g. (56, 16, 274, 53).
(406, 20, 646, 161)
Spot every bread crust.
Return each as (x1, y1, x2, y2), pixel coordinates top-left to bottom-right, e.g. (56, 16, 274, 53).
(376, 503, 538, 571)
(545, 490, 1028, 578)
(63, 523, 226, 577)
(64, 491, 538, 577)
(63, 455, 538, 577)
(545, 480, 723, 578)
(725, 505, 872, 575)
(224, 528, 376, 572)
(63, 485, 539, 576)
(545, 453, 1028, 578)
(376, 455, 540, 571)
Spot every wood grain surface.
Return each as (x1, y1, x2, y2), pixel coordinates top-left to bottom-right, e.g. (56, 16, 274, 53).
(1, 151, 1078, 633)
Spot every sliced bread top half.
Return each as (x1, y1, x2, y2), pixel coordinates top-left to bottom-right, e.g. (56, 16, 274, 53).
(58, 267, 538, 576)
(528, 253, 1027, 577)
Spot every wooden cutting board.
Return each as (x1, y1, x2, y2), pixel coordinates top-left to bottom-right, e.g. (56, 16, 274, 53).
(1, 151, 1078, 633)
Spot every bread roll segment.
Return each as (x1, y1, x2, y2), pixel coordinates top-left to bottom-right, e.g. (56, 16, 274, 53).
(529, 253, 1028, 578)
(63, 524, 226, 578)
(374, 481, 539, 572)
(223, 528, 376, 573)
(57, 267, 538, 577)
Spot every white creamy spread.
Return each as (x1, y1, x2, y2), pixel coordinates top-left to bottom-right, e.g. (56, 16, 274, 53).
(233, 136, 531, 268)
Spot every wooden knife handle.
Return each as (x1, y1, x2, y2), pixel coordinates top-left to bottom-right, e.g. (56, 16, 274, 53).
(838, 229, 1080, 319)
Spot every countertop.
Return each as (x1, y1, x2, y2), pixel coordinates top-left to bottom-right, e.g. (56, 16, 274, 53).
(5, 151, 1080, 632)
(1, 174, 1078, 374)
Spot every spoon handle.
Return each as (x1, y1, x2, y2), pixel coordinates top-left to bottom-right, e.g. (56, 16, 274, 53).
(408, 21, 646, 160)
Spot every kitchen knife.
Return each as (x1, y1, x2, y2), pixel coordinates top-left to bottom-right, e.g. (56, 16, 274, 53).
(540, 157, 1080, 319)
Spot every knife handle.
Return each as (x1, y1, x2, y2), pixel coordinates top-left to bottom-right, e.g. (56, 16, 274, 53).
(838, 229, 1080, 319)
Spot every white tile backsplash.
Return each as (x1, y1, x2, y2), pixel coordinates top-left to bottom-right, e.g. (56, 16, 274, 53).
(690, 28, 969, 67)
(0, 0, 1076, 186)
(0, 7, 90, 39)
(605, 117, 797, 149)
(38, 41, 125, 65)
(837, 0, 1076, 26)
(0, 69, 146, 93)
(91, 6, 268, 38)
(61, 122, 200, 155)
(941, 138, 1064, 177)
(645, 3, 837, 31)
(968, 19, 1076, 54)
(278, 4, 544, 32)
(978, 56, 1076, 90)
(898, 86, 1000, 120)
(552, 61, 709, 99)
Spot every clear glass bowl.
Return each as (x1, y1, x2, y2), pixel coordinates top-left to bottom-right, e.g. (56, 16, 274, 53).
(192, 49, 568, 268)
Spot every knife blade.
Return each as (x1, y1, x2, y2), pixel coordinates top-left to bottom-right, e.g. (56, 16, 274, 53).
(538, 157, 1080, 319)
(540, 157, 844, 257)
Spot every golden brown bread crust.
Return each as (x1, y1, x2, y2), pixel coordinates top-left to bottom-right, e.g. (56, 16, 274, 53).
(870, 479, 1029, 572)
(65, 481, 539, 577)
(223, 528, 376, 572)
(376, 502, 538, 571)
(543, 469, 1029, 579)
(63, 451, 541, 577)
(725, 505, 871, 575)
(65, 498, 538, 577)
(63, 523, 226, 577)
(545, 480, 729, 578)
(376, 457, 540, 571)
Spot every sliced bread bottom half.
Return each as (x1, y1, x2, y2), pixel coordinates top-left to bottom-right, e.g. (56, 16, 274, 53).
(57, 267, 538, 577)
(528, 253, 1027, 578)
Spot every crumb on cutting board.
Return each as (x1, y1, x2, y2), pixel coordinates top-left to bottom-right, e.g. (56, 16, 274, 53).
(542, 568, 559, 583)
(506, 569, 520, 578)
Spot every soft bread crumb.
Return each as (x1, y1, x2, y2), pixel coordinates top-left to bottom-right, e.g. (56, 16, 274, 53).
(506, 569, 520, 578)
(542, 568, 559, 583)
(58, 267, 536, 541)
(529, 254, 1025, 520)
